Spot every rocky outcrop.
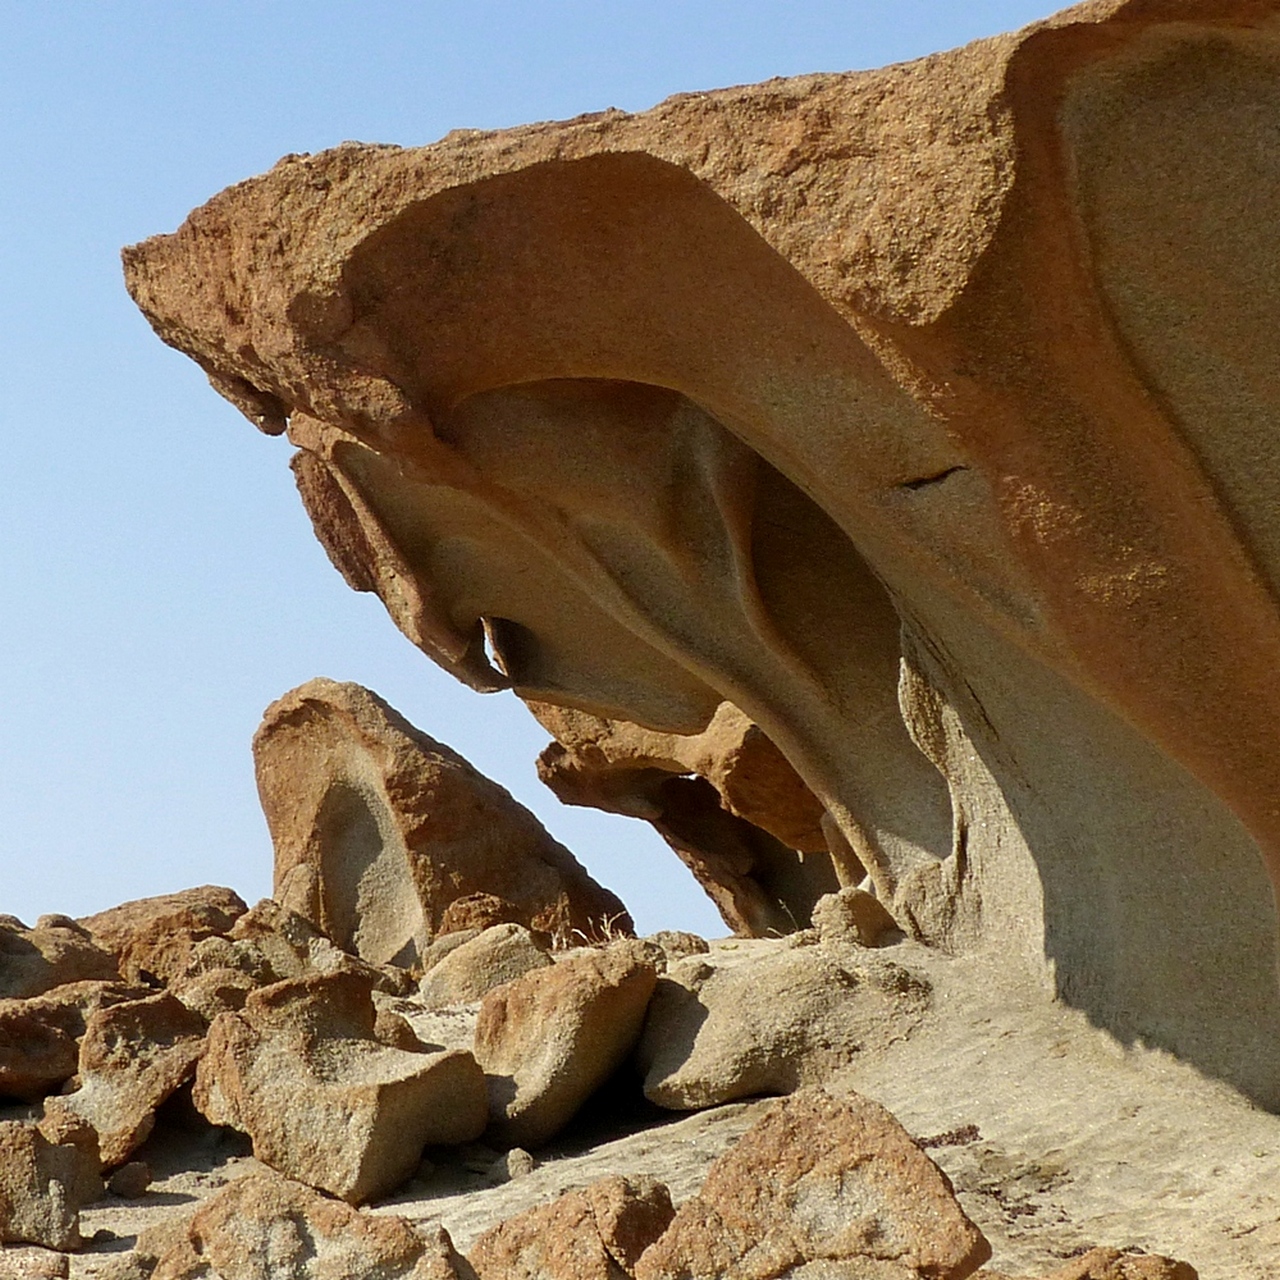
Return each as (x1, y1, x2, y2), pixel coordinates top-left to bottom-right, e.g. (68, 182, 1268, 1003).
(40, 991, 206, 1169)
(0, 917, 118, 1000)
(468, 1173, 674, 1279)
(531, 701, 836, 936)
(637, 943, 928, 1110)
(78, 887, 248, 987)
(253, 679, 632, 966)
(0, 1121, 102, 1251)
(474, 940, 659, 1148)
(124, 0, 1280, 1107)
(634, 1089, 990, 1280)
(194, 968, 488, 1202)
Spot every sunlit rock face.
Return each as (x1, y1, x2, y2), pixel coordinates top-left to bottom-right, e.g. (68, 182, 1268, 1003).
(124, 0, 1280, 1107)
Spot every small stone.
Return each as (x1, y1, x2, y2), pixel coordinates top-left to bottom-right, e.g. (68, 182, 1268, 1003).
(1037, 1248, 1199, 1280)
(811, 887, 901, 948)
(644, 931, 709, 964)
(108, 1160, 152, 1198)
(419, 924, 552, 1008)
(486, 1147, 537, 1184)
(0, 1246, 71, 1278)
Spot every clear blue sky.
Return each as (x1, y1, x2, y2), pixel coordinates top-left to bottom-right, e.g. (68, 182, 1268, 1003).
(0, 1, 1063, 934)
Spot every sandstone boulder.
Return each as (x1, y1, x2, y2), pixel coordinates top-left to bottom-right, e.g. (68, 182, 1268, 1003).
(811, 887, 901, 949)
(255, 679, 632, 966)
(40, 991, 206, 1168)
(0, 917, 118, 1000)
(634, 1089, 989, 1280)
(469, 1173, 674, 1279)
(474, 940, 659, 1148)
(637, 945, 928, 1110)
(194, 968, 487, 1202)
(418, 923, 552, 1008)
(0, 980, 149, 1101)
(149, 1170, 478, 1280)
(78, 887, 247, 987)
(0, 1121, 103, 1251)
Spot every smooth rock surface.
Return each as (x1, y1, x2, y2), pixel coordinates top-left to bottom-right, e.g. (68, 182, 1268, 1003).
(474, 941, 659, 1149)
(194, 969, 487, 1202)
(634, 1088, 990, 1280)
(254, 679, 632, 965)
(418, 924, 552, 1009)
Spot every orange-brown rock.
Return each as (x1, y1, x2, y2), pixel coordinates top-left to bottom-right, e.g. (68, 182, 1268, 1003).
(78, 887, 247, 987)
(474, 940, 659, 1148)
(124, 1, 1280, 1107)
(0, 917, 118, 1000)
(532, 701, 837, 936)
(40, 991, 206, 1168)
(145, 1169, 476, 1279)
(634, 1088, 989, 1280)
(0, 1121, 103, 1251)
(980, 1248, 1198, 1280)
(253, 679, 631, 967)
(194, 968, 487, 1202)
(469, 1173, 674, 1280)
(0, 981, 149, 1101)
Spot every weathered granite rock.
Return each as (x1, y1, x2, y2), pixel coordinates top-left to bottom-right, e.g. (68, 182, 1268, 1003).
(253, 680, 631, 966)
(980, 1250, 1198, 1280)
(532, 701, 837, 936)
(637, 945, 928, 1110)
(634, 1089, 989, 1280)
(159, 1170, 478, 1280)
(78, 887, 247, 987)
(0, 981, 147, 1102)
(469, 1173, 674, 1279)
(40, 991, 206, 1168)
(123, 0, 1280, 1106)
(0, 918, 118, 1000)
(0, 1121, 103, 1251)
(194, 968, 487, 1202)
(811, 888, 901, 949)
(474, 940, 659, 1148)
(419, 923, 552, 1008)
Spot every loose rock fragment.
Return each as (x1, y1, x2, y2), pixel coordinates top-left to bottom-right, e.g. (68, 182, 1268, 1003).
(194, 968, 487, 1202)
(78, 887, 248, 987)
(0, 1120, 103, 1251)
(0, 917, 118, 1000)
(634, 1089, 990, 1280)
(474, 940, 659, 1148)
(637, 947, 928, 1109)
(41, 991, 206, 1168)
(419, 923, 552, 1008)
(256, 679, 632, 965)
(107, 1160, 152, 1198)
(811, 887, 901, 949)
(469, 1173, 674, 1280)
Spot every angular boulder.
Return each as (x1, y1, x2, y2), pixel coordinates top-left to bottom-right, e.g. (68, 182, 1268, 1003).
(194, 968, 487, 1202)
(0, 1121, 103, 1251)
(637, 945, 928, 1110)
(418, 923, 552, 1008)
(0, 980, 149, 1102)
(633, 1089, 990, 1280)
(811, 887, 901, 949)
(255, 679, 632, 966)
(0, 917, 118, 1000)
(469, 1173, 674, 1279)
(40, 991, 207, 1168)
(474, 940, 659, 1148)
(78, 886, 247, 987)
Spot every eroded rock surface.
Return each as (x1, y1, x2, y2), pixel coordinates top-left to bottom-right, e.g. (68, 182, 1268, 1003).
(418, 924, 552, 1009)
(0, 1121, 102, 1251)
(254, 679, 632, 966)
(0, 918, 118, 1001)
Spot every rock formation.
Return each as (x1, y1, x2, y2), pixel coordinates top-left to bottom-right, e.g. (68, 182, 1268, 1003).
(254, 679, 632, 964)
(122, 0, 1280, 1110)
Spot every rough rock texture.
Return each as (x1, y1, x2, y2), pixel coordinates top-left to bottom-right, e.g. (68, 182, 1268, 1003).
(473, 940, 659, 1148)
(0, 1121, 103, 1251)
(194, 968, 487, 1202)
(418, 923, 552, 1008)
(253, 679, 632, 966)
(0, 981, 147, 1102)
(0, 918, 118, 1001)
(531, 701, 836, 936)
(634, 1089, 989, 1280)
(78, 888, 248, 987)
(637, 944, 928, 1110)
(152, 1170, 477, 1280)
(1035, 1251, 1198, 1280)
(811, 888, 901, 949)
(124, 0, 1280, 1107)
(468, 1174, 674, 1280)
(41, 992, 206, 1168)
